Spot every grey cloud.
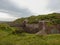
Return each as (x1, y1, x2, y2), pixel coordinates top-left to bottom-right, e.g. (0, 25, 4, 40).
(47, 0, 60, 12)
(0, 0, 32, 17)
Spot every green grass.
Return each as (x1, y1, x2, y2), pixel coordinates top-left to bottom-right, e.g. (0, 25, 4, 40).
(0, 30, 60, 45)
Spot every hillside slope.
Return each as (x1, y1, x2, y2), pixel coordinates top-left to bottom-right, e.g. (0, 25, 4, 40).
(14, 13, 60, 24)
(13, 13, 60, 34)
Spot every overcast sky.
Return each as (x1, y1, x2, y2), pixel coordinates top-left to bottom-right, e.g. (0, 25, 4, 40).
(0, 0, 60, 21)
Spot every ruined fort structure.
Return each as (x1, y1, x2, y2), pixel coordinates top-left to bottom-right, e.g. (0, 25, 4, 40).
(22, 19, 60, 34)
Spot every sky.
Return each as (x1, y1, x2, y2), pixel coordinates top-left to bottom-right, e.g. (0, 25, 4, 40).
(0, 0, 60, 21)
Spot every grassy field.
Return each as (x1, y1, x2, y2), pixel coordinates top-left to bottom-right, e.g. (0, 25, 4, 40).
(0, 29, 60, 45)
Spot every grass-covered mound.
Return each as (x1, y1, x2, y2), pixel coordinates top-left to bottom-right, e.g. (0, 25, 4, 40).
(13, 13, 60, 34)
(14, 13, 60, 24)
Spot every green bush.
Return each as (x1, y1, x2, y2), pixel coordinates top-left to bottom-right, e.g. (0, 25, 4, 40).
(0, 23, 15, 33)
(12, 27, 25, 34)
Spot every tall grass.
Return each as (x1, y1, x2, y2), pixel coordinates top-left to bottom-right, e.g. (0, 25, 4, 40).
(0, 30, 60, 45)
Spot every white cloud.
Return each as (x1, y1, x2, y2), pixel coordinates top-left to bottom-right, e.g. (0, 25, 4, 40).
(0, 12, 17, 21)
(10, 0, 50, 15)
